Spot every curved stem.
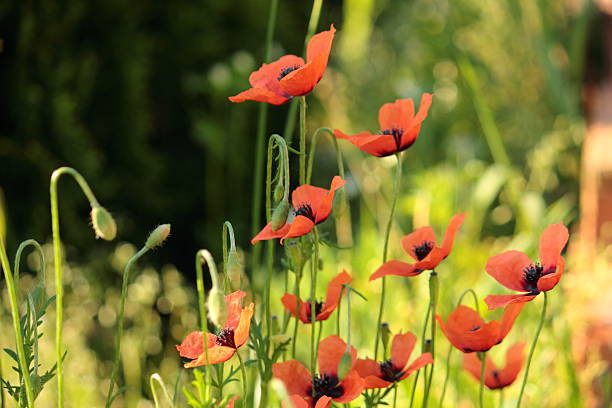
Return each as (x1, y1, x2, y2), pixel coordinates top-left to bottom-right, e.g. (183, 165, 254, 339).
(0, 238, 35, 408)
(374, 153, 403, 359)
(515, 292, 548, 407)
(50, 166, 104, 408)
(13, 239, 46, 302)
(306, 127, 345, 184)
(310, 228, 320, 376)
(222, 221, 236, 290)
(479, 352, 487, 408)
(150, 373, 174, 408)
(105, 246, 150, 407)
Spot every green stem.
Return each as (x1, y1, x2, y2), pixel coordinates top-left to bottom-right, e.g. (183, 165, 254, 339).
(409, 303, 431, 408)
(195, 250, 215, 398)
(299, 96, 307, 185)
(105, 246, 150, 407)
(306, 127, 346, 184)
(479, 352, 487, 408)
(150, 373, 174, 408)
(392, 384, 398, 408)
(374, 153, 403, 359)
(310, 228, 320, 377)
(50, 167, 104, 408)
(515, 292, 548, 407)
(291, 267, 302, 358)
(236, 352, 249, 406)
(13, 239, 45, 302)
(499, 389, 504, 408)
(222, 221, 236, 290)
(0, 238, 35, 408)
(422, 271, 439, 407)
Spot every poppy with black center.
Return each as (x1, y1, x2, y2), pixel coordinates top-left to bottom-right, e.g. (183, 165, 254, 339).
(484, 222, 569, 310)
(354, 332, 433, 389)
(370, 213, 466, 281)
(463, 343, 526, 389)
(272, 336, 364, 408)
(334, 94, 433, 157)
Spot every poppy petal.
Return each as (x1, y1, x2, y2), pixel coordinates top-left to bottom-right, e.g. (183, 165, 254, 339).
(314, 396, 333, 408)
(440, 213, 466, 257)
(538, 222, 569, 269)
(498, 302, 524, 343)
(353, 359, 385, 388)
(485, 250, 533, 292)
(391, 332, 417, 371)
(318, 270, 352, 320)
(305, 25, 336, 62)
(281, 215, 315, 242)
(249, 55, 304, 91)
(252, 222, 291, 244)
(233, 302, 255, 347)
(176, 331, 205, 360)
(184, 343, 236, 367)
(272, 360, 312, 398)
(401, 226, 437, 261)
(537, 256, 564, 292)
(281, 293, 299, 318)
(463, 353, 498, 389)
(496, 342, 526, 388)
(315, 176, 346, 224)
(228, 87, 291, 105)
(225, 290, 247, 330)
(370, 260, 421, 281)
(413, 247, 446, 270)
(378, 99, 415, 132)
(484, 294, 537, 310)
(317, 335, 356, 376)
(334, 370, 365, 403)
(436, 306, 500, 352)
(286, 395, 308, 408)
(398, 352, 434, 381)
(292, 185, 329, 214)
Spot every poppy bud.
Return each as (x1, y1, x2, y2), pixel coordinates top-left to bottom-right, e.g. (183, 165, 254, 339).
(90, 206, 117, 241)
(31, 373, 43, 398)
(337, 350, 353, 380)
(145, 224, 171, 249)
(226, 249, 242, 290)
(271, 200, 290, 231)
(284, 239, 302, 272)
(380, 322, 391, 351)
(429, 271, 439, 306)
(207, 287, 228, 328)
(271, 315, 280, 334)
(423, 339, 433, 354)
(273, 181, 284, 203)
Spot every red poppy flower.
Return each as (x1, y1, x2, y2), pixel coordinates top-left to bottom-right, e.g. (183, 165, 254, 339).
(176, 291, 254, 367)
(435, 303, 524, 353)
(273, 335, 365, 408)
(229, 25, 336, 105)
(463, 342, 526, 389)
(334, 93, 433, 157)
(282, 270, 351, 324)
(354, 332, 433, 389)
(370, 213, 465, 281)
(251, 176, 346, 244)
(484, 223, 569, 310)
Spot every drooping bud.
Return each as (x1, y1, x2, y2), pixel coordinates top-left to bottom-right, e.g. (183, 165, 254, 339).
(380, 322, 391, 352)
(145, 224, 171, 249)
(207, 287, 228, 328)
(337, 350, 353, 380)
(271, 200, 290, 231)
(273, 181, 284, 203)
(90, 206, 117, 241)
(429, 271, 439, 306)
(226, 249, 243, 290)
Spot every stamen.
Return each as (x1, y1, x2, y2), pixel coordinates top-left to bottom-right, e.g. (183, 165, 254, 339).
(215, 328, 237, 348)
(379, 360, 403, 382)
(305, 300, 324, 322)
(413, 241, 434, 261)
(278, 65, 302, 80)
(381, 127, 404, 149)
(522, 263, 544, 292)
(310, 374, 344, 404)
(295, 204, 316, 222)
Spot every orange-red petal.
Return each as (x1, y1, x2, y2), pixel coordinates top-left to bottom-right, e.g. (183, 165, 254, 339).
(401, 226, 437, 262)
(498, 303, 525, 342)
(538, 222, 569, 270)
(176, 331, 205, 360)
(495, 342, 526, 388)
(484, 294, 537, 310)
(281, 215, 315, 242)
(291, 176, 346, 224)
(233, 302, 255, 347)
(225, 290, 247, 330)
(318, 270, 352, 321)
(184, 343, 236, 367)
(272, 360, 312, 398)
(436, 306, 500, 352)
(317, 335, 356, 377)
(353, 359, 391, 389)
(334, 370, 365, 403)
(378, 99, 415, 132)
(251, 222, 291, 244)
(485, 250, 532, 292)
(228, 87, 290, 105)
(370, 260, 421, 281)
(440, 213, 466, 257)
(390, 332, 416, 370)
(537, 256, 564, 292)
(398, 352, 434, 381)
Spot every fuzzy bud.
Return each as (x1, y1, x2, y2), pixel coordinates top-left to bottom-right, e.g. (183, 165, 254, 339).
(337, 350, 353, 380)
(207, 287, 227, 328)
(380, 322, 391, 351)
(271, 200, 290, 231)
(226, 249, 243, 290)
(273, 182, 284, 203)
(145, 224, 171, 249)
(90, 206, 117, 241)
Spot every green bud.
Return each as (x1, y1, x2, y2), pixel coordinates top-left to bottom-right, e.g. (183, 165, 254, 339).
(271, 315, 280, 335)
(271, 200, 290, 231)
(429, 271, 439, 306)
(284, 239, 302, 271)
(226, 249, 243, 290)
(90, 206, 117, 241)
(273, 181, 284, 203)
(423, 339, 433, 353)
(380, 322, 391, 352)
(337, 350, 353, 380)
(145, 224, 171, 249)
(207, 287, 228, 328)
(31, 373, 43, 398)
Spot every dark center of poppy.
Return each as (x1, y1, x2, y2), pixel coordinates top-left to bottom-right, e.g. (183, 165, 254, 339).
(413, 241, 434, 261)
(215, 328, 237, 349)
(470, 325, 481, 332)
(379, 359, 403, 382)
(295, 204, 316, 223)
(305, 300, 325, 322)
(278, 65, 302, 80)
(381, 127, 404, 149)
(310, 374, 344, 404)
(522, 263, 544, 293)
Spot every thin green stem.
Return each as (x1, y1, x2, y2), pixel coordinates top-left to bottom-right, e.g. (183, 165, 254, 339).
(291, 268, 302, 358)
(222, 221, 236, 290)
(515, 292, 548, 407)
(499, 389, 504, 408)
(0, 350, 4, 408)
(106, 246, 150, 407)
(13, 239, 45, 302)
(306, 127, 345, 184)
(50, 166, 104, 408)
(299, 96, 307, 185)
(409, 303, 431, 408)
(236, 352, 249, 406)
(479, 352, 487, 408)
(0, 238, 35, 408)
(310, 228, 320, 377)
(392, 384, 398, 408)
(195, 250, 215, 398)
(422, 271, 439, 407)
(374, 153, 403, 359)
(150, 373, 174, 408)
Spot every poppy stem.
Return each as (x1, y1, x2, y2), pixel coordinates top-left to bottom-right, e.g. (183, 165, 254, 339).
(236, 351, 249, 406)
(374, 153, 403, 360)
(195, 250, 215, 399)
(300, 96, 307, 185)
(222, 221, 236, 290)
(499, 389, 504, 408)
(422, 271, 439, 407)
(310, 227, 320, 377)
(515, 292, 548, 408)
(409, 303, 432, 408)
(291, 270, 302, 358)
(479, 352, 487, 408)
(13, 239, 46, 303)
(392, 384, 398, 408)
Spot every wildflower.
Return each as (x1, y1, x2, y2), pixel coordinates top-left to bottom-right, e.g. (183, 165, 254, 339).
(484, 223, 569, 310)
(334, 94, 433, 157)
(370, 213, 465, 280)
(176, 291, 254, 367)
(463, 342, 526, 389)
(273, 335, 365, 407)
(282, 270, 351, 324)
(251, 176, 346, 244)
(229, 26, 336, 105)
(435, 303, 524, 353)
(354, 332, 433, 389)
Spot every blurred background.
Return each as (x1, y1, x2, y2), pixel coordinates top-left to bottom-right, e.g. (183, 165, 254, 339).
(1, 0, 611, 406)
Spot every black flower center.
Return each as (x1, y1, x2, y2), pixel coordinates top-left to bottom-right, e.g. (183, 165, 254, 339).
(381, 127, 404, 149)
(310, 374, 344, 404)
(379, 360, 403, 382)
(295, 204, 316, 222)
(522, 263, 544, 293)
(305, 300, 324, 322)
(215, 328, 237, 348)
(413, 241, 434, 261)
(278, 65, 302, 80)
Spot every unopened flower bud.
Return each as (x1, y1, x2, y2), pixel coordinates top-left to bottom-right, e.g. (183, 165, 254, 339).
(273, 182, 284, 203)
(429, 271, 439, 306)
(207, 287, 227, 328)
(285, 239, 302, 271)
(271, 200, 290, 231)
(270, 334, 291, 345)
(90, 206, 117, 241)
(271, 315, 280, 335)
(337, 350, 353, 380)
(145, 224, 171, 249)
(226, 249, 242, 290)
(381, 322, 391, 351)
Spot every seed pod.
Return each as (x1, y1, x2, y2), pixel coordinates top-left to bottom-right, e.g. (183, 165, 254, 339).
(273, 181, 284, 203)
(271, 200, 290, 231)
(145, 224, 171, 249)
(429, 271, 439, 306)
(226, 249, 243, 290)
(337, 350, 353, 380)
(423, 339, 433, 353)
(90, 206, 117, 241)
(380, 322, 391, 352)
(207, 287, 227, 328)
